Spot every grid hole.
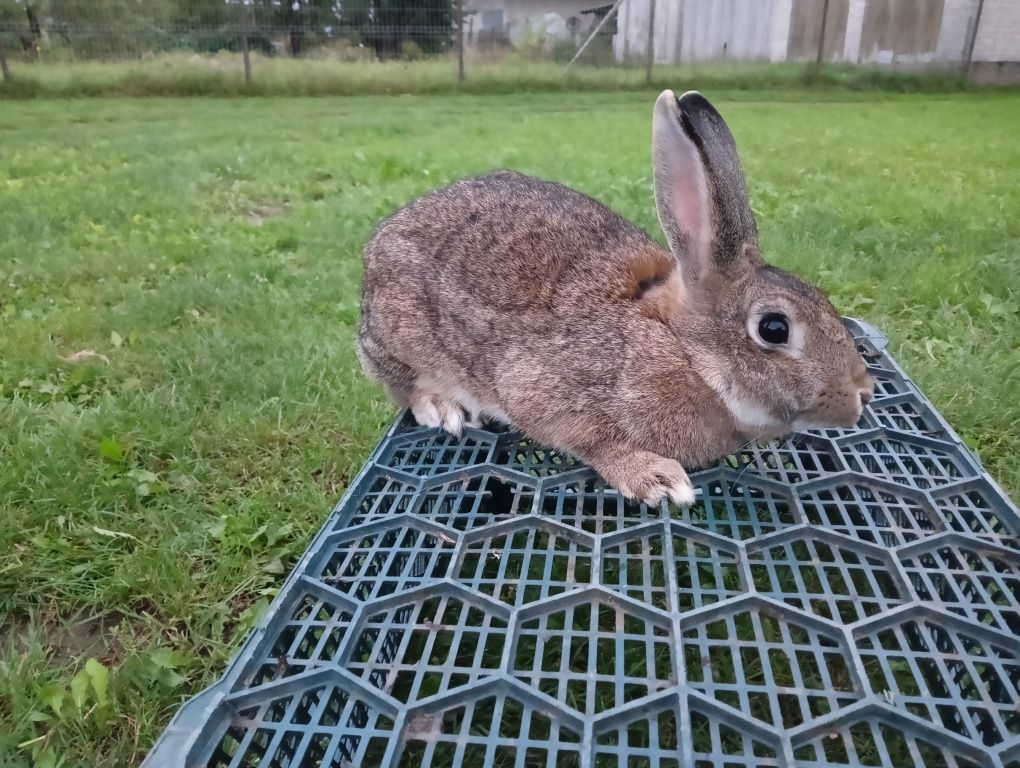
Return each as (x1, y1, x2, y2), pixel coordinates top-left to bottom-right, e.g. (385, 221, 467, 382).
(206, 686, 393, 768)
(594, 705, 681, 767)
(792, 717, 985, 767)
(515, 601, 674, 714)
(798, 481, 939, 547)
(722, 436, 844, 484)
(673, 533, 743, 611)
(458, 523, 593, 606)
(844, 434, 972, 490)
(349, 595, 506, 703)
(495, 435, 581, 477)
(247, 592, 355, 687)
(602, 532, 671, 611)
(859, 617, 1020, 746)
(320, 524, 455, 601)
(902, 543, 1020, 635)
(345, 473, 419, 528)
(682, 609, 859, 728)
(383, 431, 493, 476)
(750, 535, 903, 623)
(678, 474, 797, 540)
(416, 473, 535, 529)
(541, 477, 655, 534)
(397, 694, 582, 767)
(932, 482, 1020, 547)
(690, 707, 780, 768)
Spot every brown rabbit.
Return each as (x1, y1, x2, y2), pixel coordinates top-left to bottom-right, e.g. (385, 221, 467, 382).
(358, 90, 873, 506)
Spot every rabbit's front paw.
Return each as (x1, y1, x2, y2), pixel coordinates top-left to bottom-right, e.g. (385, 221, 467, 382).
(411, 390, 465, 437)
(603, 453, 695, 508)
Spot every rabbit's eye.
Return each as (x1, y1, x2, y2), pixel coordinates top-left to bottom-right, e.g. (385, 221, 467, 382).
(758, 313, 790, 345)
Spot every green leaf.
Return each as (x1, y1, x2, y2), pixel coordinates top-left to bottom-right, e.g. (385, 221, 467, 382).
(126, 468, 158, 484)
(110, 331, 123, 348)
(99, 438, 124, 464)
(38, 683, 67, 719)
(85, 658, 110, 707)
(32, 746, 59, 768)
(248, 523, 269, 544)
(70, 668, 90, 710)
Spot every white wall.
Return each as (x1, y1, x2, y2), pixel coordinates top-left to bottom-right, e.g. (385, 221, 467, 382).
(615, 0, 777, 63)
(972, 0, 1020, 61)
(465, 0, 600, 45)
(473, 0, 1019, 65)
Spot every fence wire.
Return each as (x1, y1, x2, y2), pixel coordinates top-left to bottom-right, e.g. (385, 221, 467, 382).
(0, 0, 1007, 85)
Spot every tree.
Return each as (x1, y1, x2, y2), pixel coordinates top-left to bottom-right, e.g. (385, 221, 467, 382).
(341, 0, 454, 59)
(0, 0, 455, 60)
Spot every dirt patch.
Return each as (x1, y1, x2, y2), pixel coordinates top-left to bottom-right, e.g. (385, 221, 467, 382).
(2, 610, 124, 666)
(311, 464, 349, 497)
(244, 202, 288, 227)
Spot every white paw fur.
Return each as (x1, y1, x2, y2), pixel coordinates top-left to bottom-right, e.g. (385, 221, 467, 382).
(616, 457, 696, 508)
(411, 393, 465, 437)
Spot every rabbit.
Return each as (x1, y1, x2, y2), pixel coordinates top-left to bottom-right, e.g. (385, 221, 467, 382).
(358, 90, 874, 506)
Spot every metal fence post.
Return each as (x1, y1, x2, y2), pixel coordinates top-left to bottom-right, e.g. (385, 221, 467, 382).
(963, 0, 986, 76)
(457, 0, 465, 85)
(0, 41, 10, 83)
(645, 0, 656, 84)
(239, 1, 252, 84)
(816, 0, 831, 65)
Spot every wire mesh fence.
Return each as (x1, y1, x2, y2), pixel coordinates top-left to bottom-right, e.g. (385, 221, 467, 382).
(0, 0, 1014, 87)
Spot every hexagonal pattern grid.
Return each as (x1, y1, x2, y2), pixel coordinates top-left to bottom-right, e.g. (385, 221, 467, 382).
(855, 611, 1020, 747)
(513, 595, 674, 715)
(146, 320, 1020, 768)
(681, 602, 861, 728)
(348, 593, 508, 703)
(397, 686, 583, 767)
(748, 531, 904, 624)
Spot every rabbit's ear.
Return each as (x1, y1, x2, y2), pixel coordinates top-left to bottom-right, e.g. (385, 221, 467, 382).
(652, 90, 759, 284)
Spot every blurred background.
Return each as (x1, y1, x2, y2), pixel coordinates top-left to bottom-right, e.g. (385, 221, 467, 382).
(1, 0, 1019, 93)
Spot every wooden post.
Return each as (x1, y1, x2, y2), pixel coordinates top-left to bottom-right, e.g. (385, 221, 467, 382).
(645, 0, 656, 84)
(240, 1, 252, 84)
(816, 0, 831, 65)
(456, 0, 465, 84)
(0, 41, 10, 83)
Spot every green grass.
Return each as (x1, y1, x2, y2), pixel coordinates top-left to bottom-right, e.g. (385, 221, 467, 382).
(0, 52, 979, 99)
(1, 91, 1019, 767)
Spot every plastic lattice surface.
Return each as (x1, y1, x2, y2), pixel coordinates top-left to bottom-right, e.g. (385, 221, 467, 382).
(144, 319, 1020, 768)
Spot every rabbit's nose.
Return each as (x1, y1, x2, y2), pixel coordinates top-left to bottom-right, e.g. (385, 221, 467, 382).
(858, 388, 874, 407)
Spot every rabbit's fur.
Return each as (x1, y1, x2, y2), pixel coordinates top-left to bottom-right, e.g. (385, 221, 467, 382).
(359, 90, 873, 505)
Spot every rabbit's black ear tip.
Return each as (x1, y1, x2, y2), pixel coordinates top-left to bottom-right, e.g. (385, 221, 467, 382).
(678, 90, 715, 115)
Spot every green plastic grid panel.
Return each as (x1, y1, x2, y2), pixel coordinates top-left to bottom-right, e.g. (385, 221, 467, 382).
(143, 319, 1020, 768)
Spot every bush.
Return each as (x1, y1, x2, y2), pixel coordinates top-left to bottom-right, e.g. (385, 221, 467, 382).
(402, 40, 424, 61)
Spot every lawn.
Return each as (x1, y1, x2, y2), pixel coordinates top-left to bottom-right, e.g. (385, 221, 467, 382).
(1, 91, 1018, 767)
(0, 54, 972, 99)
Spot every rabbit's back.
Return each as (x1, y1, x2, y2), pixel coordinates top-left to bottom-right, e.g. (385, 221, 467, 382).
(359, 171, 673, 408)
(363, 171, 669, 316)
